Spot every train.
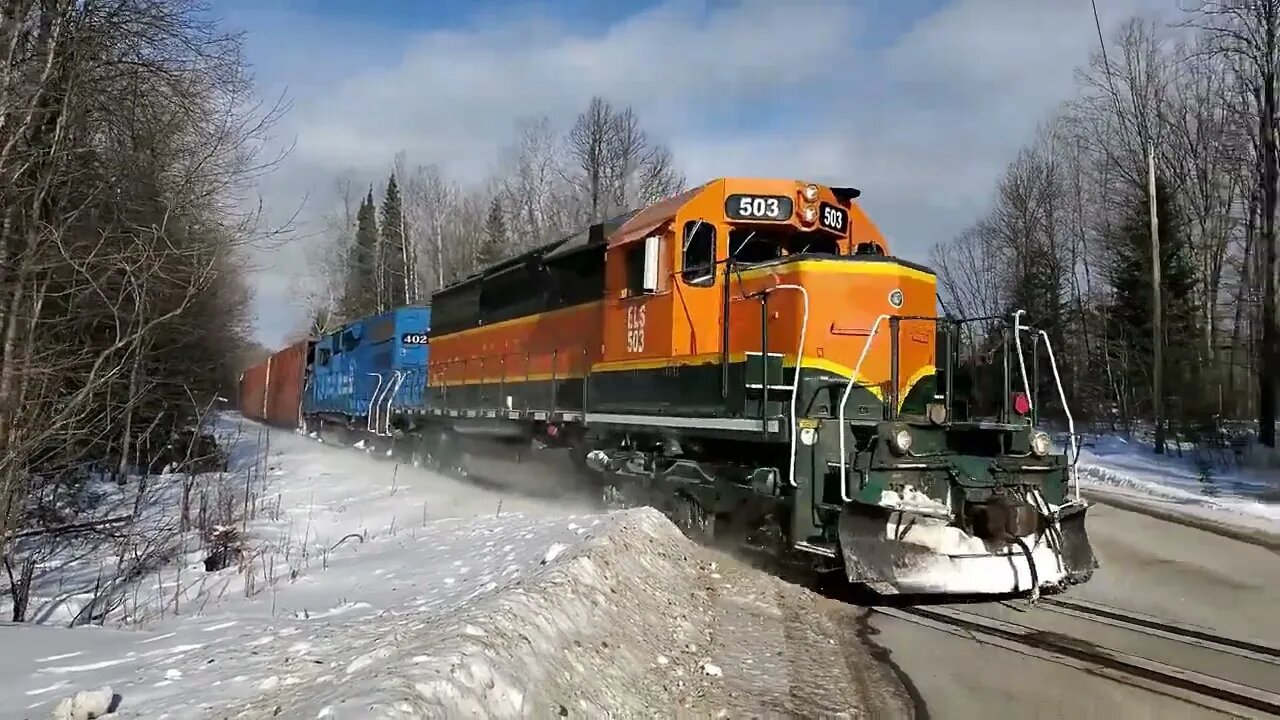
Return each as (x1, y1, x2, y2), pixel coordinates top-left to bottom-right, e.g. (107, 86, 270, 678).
(239, 177, 1098, 597)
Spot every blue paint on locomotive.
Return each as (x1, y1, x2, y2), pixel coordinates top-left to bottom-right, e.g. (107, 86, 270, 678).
(302, 305, 431, 421)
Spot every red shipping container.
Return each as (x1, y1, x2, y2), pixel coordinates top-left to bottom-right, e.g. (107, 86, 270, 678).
(262, 339, 309, 429)
(238, 361, 269, 423)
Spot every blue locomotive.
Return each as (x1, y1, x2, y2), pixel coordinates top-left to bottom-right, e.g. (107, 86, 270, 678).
(301, 305, 432, 446)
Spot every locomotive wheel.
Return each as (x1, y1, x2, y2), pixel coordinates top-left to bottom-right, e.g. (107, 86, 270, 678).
(426, 429, 467, 479)
(598, 483, 627, 511)
(416, 430, 446, 473)
(670, 493, 715, 542)
(408, 433, 432, 469)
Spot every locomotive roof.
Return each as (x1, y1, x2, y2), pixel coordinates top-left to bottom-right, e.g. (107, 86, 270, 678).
(542, 209, 638, 261)
(434, 178, 868, 299)
(603, 178, 861, 248)
(607, 183, 709, 249)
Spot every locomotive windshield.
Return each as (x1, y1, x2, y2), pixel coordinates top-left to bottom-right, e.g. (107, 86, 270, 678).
(727, 227, 841, 265)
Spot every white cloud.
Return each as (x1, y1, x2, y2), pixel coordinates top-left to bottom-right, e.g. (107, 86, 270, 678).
(238, 0, 1174, 347)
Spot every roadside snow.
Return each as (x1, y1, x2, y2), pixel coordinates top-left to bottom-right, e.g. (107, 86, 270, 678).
(1063, 434, 1280, 540)
(5, 507, 672, 718)
(5, 415, 915, 718)
(0, 414, 625, 717)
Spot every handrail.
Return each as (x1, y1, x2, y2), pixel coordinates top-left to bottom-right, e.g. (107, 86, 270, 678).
(762, 284, 809, 490)
(365, 372, 385, 434)
(1010, 310, 1034, 418)
(1011, 309, 1081, 503)
(837, 313, 892, 502)
(1035, 328, 1080, 502)
(380, 370, 405, 436)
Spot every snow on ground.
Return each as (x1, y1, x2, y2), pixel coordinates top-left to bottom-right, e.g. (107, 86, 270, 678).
(1056, 432, 1280, 540)
(8, 408, 1276, 716)
(0, 413, 708, 718)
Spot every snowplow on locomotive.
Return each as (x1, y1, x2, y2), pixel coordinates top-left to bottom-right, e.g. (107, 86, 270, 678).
(239, 177, 1098, 597)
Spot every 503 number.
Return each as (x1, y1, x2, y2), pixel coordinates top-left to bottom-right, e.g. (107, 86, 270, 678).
(740, 196, 779, 218)
(626, 304, 646, 353)
(725, 194, 792, 221)
(818, 202, 848, 233)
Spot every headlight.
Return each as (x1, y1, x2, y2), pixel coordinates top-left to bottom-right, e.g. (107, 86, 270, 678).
(802, 205, 817, 223)
(890, 428, 913, 454)
(926, 401, 947, 425)
(1030, 430, 1051, 456)
(803, 183, 819, 201)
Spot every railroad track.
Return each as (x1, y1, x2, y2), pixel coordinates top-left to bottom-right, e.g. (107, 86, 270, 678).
(875, 597, 1280, 718)
(1037, 596, 1280, 668)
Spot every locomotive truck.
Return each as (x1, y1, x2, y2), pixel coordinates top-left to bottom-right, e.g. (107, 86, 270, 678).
(239, 177, 1098, 596)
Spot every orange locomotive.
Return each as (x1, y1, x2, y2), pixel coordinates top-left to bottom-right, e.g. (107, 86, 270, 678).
(416, 178, 1097, 597)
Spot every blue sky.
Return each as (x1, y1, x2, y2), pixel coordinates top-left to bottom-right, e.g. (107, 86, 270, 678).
(221, 0, 1177, 348)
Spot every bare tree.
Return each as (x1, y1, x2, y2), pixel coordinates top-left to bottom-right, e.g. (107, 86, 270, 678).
(298, 176, 361, 328)
(0, 0, 282, 567)
(403, 162, 460, 296)
(1183, 1, 1280, 445)
(563, 96, 685, 225)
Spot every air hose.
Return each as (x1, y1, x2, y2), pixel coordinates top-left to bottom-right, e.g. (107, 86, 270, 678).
(1011, 535, 1040, 605)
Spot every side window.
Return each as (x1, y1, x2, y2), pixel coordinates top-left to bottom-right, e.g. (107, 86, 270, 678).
(624, 243, 647, 297)
(681, 220, 716, 287)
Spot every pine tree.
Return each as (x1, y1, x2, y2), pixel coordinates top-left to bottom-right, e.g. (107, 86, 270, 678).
(341, 188, 380, 319)
(476, 196, 507, 268)
(1104, 175, 1201, 424)
(380, 172, 408, 309)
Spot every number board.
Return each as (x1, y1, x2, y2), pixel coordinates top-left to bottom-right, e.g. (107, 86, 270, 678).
(818, 202, 849, 234)
(401, 333, 429, 345)
(725, 194, 793, 222)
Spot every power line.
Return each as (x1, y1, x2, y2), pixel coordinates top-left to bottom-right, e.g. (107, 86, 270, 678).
(1091, 0, 1139, 142)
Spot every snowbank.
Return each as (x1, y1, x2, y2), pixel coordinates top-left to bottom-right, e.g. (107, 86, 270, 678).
(7, 505, 765, 718)
(1063, 434, 1280, 547)
(225, 506, 719, 718)
(11, 417, 870, 718)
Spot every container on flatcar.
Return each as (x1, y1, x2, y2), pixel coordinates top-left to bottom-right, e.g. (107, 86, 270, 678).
(262, 339, 311, 429)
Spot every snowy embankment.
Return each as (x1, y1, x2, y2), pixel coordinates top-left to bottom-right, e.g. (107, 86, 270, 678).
(1063, 434, 1280, 547)
(0, 414, 734, 718)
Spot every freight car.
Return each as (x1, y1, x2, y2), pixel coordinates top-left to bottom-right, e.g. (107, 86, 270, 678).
(237, 339, 312, 428)
(243, 177, 1098, 598)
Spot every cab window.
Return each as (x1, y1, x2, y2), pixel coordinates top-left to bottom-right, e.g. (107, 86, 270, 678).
(624, 242, 647, 297)
(681, 220, 716, 286)
(788, 234, 841, 256)
(729, 228, 782, 265)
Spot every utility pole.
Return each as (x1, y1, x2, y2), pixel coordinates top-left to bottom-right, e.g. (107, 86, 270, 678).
(1261, 7, 1279, 448)
(1148, 144, 1165, 455)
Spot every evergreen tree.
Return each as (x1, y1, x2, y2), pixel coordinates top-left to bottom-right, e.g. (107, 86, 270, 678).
(379, 172, 408, 309)
(1104, 175, 1201, 423)
(341, 188, 380, 319)
(476, 196, 507, 268)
